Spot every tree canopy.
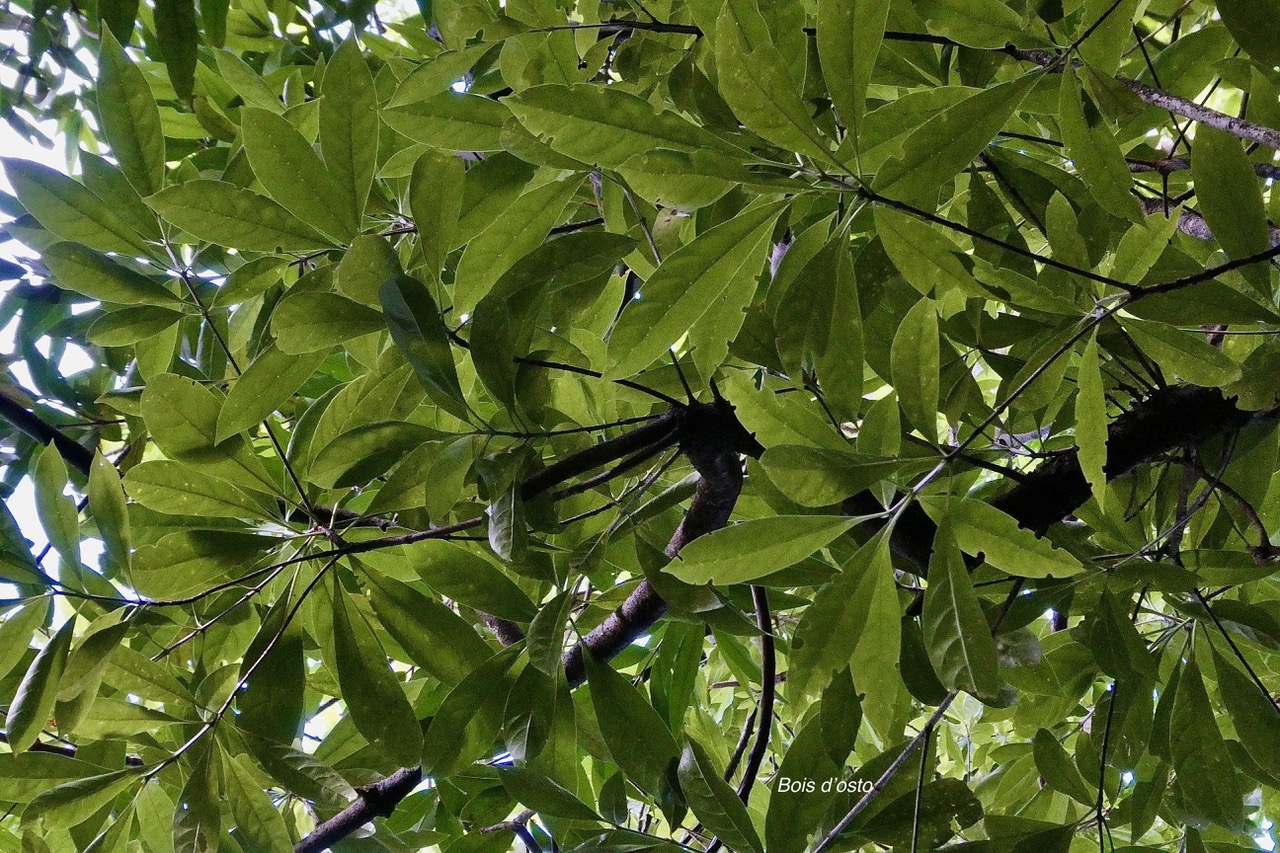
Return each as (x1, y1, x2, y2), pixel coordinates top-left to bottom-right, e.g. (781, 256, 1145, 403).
(1, 0, 1280, 851)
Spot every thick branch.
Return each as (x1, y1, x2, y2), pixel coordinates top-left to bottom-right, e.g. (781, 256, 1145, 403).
(1140, 198, 1280, 247)
(1117, 76, 1280, 151)
(295, 767, 423, 853)
(1001, 47, 1280, 152)
(294, 397, 761, 850)
(562, 398, 756, 687)
(847, 385, 1257, 574)
(1130, 157, 1280, 182)
(0, 392, 95, 477)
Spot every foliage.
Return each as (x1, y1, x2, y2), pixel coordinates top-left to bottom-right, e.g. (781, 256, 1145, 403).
(1, 1, 1280, 852)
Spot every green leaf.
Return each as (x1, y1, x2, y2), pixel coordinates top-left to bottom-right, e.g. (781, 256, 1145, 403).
(487, 482, 528, 563)
(410, 149, 465, 281)
(874, 207, 975, 297)
(237, 581, 305, 745)
(922, 519, 999, 701)
(380, 273, 468, 421)
(526, 591, 573, 676)
(153, 0, 197, 100)
(816, 0, 889, 138)
(405, 540, 538, 621)
(331, 573, 424, 758)
(608, 200, 785, 378)
(872, 74, 1038, 203)
(453, 174, 585, 313)
(774, 237, 864, 418)
(585, 650, 680, 794)
(1058, 69, 1139, 221)
(1170, 659, 1245, 829)
(364, 571, 494, 686)
(271, 292, 386, 354)
(665, 515, 856, 585)
(320, 39, 378, 230)
(1191, 125, 1271, 297)
(0, 751, 100, 803)
(309, 422, 440, 489)
(922, 498, 1083, 578)
(890, 297, 939, 437)
(33, 443, 80, 569)
(222, 753, 293, 851)
(102, 645, 195, 707)
(714, 0, 831, 162)
(678, 740, 764, 853)
(88, 306, 184, 346)
(1123, 317, 1243, 387)
(1211, 647, 1280, 772)
(337, 234, 402, 305)
(1080, 589, 1158, 679)
(139, 373, 277, 494)
(383, 92, 511, 151)
(765, 717, 841, 853)
(216, 344, 328, 442)
(146, 180, 333, 251)
(421, 646, 521, 776)
(201, 0, 227, 46)
(173, 754, 219, 853)
(920, 0, 1039, 48)
(1076, 332, 1108, 511)
(1031, 729, 1093, 805)
(123, 460, 263, 518)
(0, 499, 43, 585)
(130, 531, 269, 599)
(470, 231, 634, 407)
(789, 532, 893, 702)
(505, 84, 735, 168)
(99, 0, 138, 44)
(2, 158, 149, 255)
(242, 107, 356, 242)
(388, 47, 489, 107)
(1216, 0, 1280, 69)
(6, 618, 74, 753)
(43, 242, 180, 307)
(498, 767, 602, 822)
(96, 28, 164, 197)
(857, 778, 983, 848)
(25, 769, 138, 828)
(214, 50, 281, 112)
(0, 600, 50, 684)
(1076, 0, 1142, 74)
(242, 735, 356, 808)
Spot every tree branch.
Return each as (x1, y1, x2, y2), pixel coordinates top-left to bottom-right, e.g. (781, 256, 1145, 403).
(1140, 198, 1280, 247)
(734, 587, 775, 801)
(999, 47, 1280, 151)
(0, 730, 144, 767)
(0, 391, 95, 477)
(848, 385, 1259, 583)
(294, 766, 423, 853)
(294, 396, 763, 850)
